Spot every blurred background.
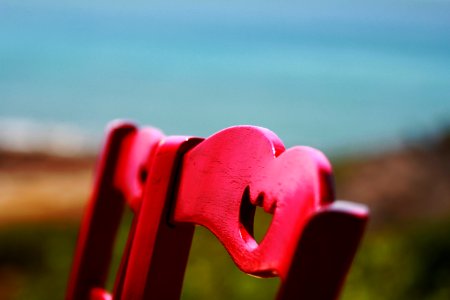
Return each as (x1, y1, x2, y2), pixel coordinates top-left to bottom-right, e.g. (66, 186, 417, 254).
(0, 0, 449, 299)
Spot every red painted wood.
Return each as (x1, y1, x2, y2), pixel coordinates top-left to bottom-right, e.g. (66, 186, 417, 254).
(66, 120, 164, 300)
(119, 136, 203, 300)
(172, 126, 368, 299)
(277, 201, 367, 299)
(67, 123, 368, 300)
(90, 288, 112, 300)
(174, 126, 334, 276)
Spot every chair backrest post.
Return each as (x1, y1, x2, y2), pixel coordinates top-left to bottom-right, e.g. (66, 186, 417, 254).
(66, 123, 134, 300)
(66, 121, 164, 300)
(119, 136, 203, 300)
(276, 202, 368, 300)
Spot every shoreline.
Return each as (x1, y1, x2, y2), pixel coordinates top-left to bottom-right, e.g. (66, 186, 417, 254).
(0, 150, 95, 225)
(0, 130, 449, 227)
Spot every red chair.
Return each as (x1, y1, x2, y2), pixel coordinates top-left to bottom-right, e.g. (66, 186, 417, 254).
(68, 122, 368, 300)
(66, 121, 164, 300)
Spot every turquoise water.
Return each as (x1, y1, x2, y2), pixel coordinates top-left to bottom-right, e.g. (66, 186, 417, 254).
(1, 1, 449, 154)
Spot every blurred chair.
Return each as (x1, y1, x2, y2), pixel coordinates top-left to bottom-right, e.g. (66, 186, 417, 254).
(66, 121, 164, 300)
(67, 122, 368, 300)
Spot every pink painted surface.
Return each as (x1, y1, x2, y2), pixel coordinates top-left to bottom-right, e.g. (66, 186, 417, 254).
(90, 288, 113, 300)
(175, 126, 335, 277)
(67, 123, 368, 300)
(119, 136, 203, 300)
(66, 121, 164, 300)
(173, 126, 368, 299)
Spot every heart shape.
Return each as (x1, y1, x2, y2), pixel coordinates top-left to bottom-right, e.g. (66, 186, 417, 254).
(173, 126, 334, 278)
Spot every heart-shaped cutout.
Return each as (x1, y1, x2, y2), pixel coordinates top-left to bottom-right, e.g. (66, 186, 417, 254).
(174, 126, 333, 278)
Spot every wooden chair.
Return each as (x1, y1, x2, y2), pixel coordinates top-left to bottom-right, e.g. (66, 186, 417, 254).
(67, 121, 368, 300)
(66, 121, 165, 300)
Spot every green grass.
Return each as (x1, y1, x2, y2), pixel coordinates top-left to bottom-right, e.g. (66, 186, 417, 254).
(0, 217, 449, 299)
(341, 220, 450, 300)
(0, 223, 78, 300)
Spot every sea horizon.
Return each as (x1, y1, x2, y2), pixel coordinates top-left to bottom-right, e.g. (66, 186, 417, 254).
(1, 1, 449, 156)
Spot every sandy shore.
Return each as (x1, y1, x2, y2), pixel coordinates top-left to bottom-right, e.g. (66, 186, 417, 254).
(0, 151, 95, 225)
(0, 132, 449, 226)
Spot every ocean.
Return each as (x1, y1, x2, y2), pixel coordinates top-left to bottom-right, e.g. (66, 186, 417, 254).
(1, 1, 449, 156)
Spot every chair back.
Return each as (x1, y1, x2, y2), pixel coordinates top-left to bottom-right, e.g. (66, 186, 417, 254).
(119, 125, 368, 300)
(66, 121, 164, 300)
